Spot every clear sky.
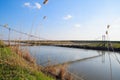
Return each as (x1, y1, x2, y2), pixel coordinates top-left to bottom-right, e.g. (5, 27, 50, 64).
(0, 0, 120, 40)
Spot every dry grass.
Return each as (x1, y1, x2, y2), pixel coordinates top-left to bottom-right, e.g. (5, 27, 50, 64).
(7, 46, 38, 72)
(43, 64, 74, 80)
(10, 45, 35, 64)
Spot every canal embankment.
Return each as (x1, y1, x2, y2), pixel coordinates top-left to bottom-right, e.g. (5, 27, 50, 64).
(0, 41, 54, 80)
(55, 44, 120, 52)
(37, 40, 120, 52)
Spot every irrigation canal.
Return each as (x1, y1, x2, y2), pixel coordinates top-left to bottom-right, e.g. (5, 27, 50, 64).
(22, 45, 120, 80)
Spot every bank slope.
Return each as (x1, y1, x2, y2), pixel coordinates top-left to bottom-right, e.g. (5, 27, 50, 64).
(0, 44, 54, 80)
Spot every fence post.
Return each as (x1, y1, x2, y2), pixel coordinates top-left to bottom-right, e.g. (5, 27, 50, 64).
(8, 28, 11, 46)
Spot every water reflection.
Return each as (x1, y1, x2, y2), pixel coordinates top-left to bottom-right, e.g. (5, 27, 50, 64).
(26, 46, 120, 80)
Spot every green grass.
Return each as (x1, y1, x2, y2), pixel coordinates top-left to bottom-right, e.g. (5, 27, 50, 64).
(87, 42, 120, 48)
(111, 43, 120, 48)
(0, 43, 54, 80)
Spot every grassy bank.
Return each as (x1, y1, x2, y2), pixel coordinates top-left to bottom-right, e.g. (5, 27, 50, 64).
(0, 41, 54, 80)
(47, 41, 120, 52)
(55, 42, 120, 52)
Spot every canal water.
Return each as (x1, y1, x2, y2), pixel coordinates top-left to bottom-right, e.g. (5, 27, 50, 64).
(26, 46, 120, 80)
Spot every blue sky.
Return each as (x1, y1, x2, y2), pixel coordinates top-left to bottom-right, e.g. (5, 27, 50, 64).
(0, 0, 120, 40)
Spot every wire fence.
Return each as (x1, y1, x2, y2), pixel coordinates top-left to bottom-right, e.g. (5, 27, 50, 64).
(0, 24, 47, 46)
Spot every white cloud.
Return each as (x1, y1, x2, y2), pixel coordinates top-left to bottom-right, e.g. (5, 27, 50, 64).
(35, 2, 41, 9)
(24, 2, 41, 10)
(63, 14, 72, 20)
(74, 24, 81, 28)
(24, 2, 31, 7)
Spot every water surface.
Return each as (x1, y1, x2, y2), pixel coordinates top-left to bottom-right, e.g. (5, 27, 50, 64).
(26, 46, 120, 80)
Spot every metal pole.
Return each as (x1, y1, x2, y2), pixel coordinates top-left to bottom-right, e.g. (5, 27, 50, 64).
(8, 28, 11, 46)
